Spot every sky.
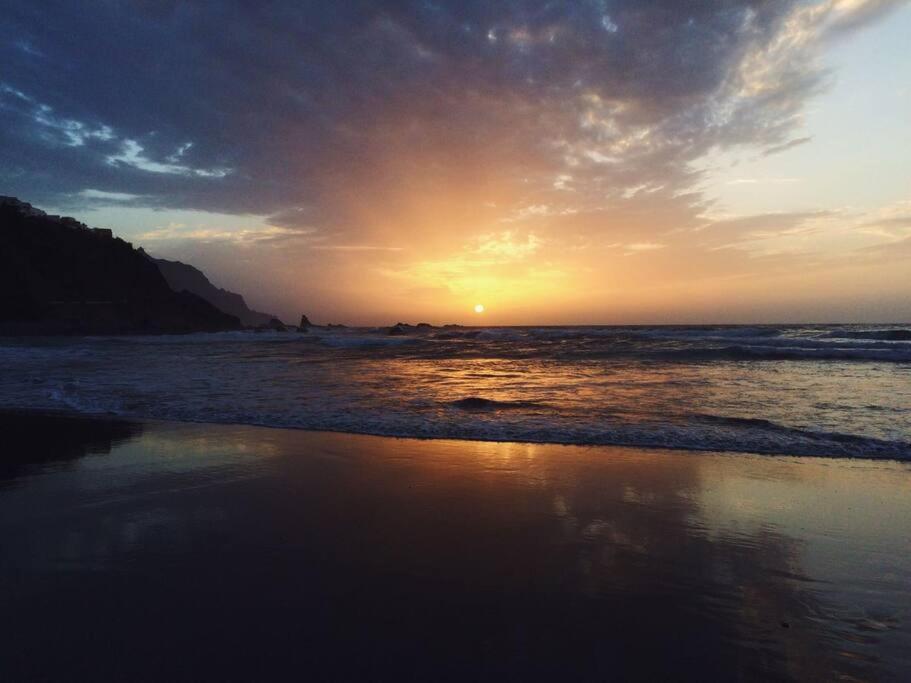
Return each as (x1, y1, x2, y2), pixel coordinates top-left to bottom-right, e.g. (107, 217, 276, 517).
(2, 0, 910, 325)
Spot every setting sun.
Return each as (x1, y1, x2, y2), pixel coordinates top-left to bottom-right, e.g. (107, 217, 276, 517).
(3, 3, 910, 679)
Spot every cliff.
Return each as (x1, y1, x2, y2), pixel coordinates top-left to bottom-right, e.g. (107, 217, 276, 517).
(0, 197, 242, 335)
(149, 255, 275, 327)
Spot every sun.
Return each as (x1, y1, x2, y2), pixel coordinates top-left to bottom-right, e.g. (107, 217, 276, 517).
(474, 304, 485, 314)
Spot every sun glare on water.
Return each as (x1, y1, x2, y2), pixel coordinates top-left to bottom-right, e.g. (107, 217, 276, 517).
(474, 304, 485, 314)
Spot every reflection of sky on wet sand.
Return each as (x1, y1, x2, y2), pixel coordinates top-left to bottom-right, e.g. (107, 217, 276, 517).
(0, 416, 908, 680)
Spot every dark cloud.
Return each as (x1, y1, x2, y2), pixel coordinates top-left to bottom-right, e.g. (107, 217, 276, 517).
(0, 0, 901, 238)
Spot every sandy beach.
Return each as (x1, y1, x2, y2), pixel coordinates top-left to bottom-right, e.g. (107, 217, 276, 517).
(1, 411, 908, 681)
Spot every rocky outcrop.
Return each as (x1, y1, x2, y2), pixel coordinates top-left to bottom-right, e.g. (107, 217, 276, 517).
(150, 254, 275, 327)
(387, 322, 435, 335)
(0, 197, 241, 335)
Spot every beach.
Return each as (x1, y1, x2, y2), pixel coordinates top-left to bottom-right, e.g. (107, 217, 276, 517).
(8, 2, 911, 679)
(1, 411, 909, 681)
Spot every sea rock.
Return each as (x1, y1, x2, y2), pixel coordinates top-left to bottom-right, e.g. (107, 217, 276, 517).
(299, 314, 312, 328)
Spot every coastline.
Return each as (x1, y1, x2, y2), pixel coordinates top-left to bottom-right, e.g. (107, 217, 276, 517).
(4, 324, 909, 461)
(2, 410, 909, 680)
(3, 405, 909, 462)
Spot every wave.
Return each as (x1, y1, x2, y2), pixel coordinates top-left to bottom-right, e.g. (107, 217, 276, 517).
(826, 329, 911, 341)
(4, 323, 909, 462)
(31, 384, 910, 460)
(16, 324, 908, 363)
(84, 330, 312, 344)
(691, 414, 910, 455)
(314, 333, 424, 349)
(654, 344, 911, 363)
(49, 382, 124, 415)
(449, 397, 547, 411)
(635, 325, 788, 340)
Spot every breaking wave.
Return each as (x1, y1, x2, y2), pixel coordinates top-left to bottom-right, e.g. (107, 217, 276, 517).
(2, 322, 909, 460)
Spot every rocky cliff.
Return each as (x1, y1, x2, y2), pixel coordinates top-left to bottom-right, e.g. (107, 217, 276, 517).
(149, 255, 275, 327)
(0, 197, 242, 335)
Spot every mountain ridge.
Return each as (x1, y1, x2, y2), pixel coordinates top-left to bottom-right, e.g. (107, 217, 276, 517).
(146, 253, 276, 327)
(0, 196, 243, 335)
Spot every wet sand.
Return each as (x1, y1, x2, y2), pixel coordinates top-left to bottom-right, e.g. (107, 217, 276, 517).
(1, 412, 909, 681)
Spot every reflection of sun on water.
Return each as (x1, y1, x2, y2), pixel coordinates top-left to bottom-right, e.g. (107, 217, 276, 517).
(474, 304, 485, 314)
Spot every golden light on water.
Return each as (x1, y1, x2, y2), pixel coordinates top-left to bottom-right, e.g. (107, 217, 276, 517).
(474, 304, 485, 314)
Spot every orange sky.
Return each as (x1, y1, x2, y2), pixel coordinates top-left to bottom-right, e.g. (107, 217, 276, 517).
(5, 0, 911, 324)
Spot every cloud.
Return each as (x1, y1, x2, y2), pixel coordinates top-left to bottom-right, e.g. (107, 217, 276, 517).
(475, 231, 542, 260)
(79, 189, 140, 202)
(623, 242, 666, 256)
(703, 211, 832, 237)
(725, 177, 802, 185)
(1, 0, 894, 222)
(137, 222, 309, 245)
(310, 244, 404, 252)
(0, 0, 904, 321)
(761, 136, 812, 156)
(107, 139, 231, 178)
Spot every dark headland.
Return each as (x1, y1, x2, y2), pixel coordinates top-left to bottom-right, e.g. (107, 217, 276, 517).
(150, 253, 277, 327)
(0, 196, 279, 335)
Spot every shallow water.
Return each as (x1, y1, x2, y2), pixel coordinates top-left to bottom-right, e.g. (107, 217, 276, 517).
(1, 323, 910, 458)
(0, 414, 909, 680)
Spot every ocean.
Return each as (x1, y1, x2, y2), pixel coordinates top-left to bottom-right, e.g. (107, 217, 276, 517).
(2, 323, 910, 459)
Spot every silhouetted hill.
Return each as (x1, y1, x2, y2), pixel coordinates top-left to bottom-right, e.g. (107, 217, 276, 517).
(0, 197, 241, 335)
(149, 255, 275, 327)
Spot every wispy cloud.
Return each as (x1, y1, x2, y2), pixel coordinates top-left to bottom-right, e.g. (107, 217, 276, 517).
(726, 178, 802, 186)
(107, 140, 231, 178)
(623, 242, 666, 256)
(137, 223, 305, 245)
(762, 136, 812, 156)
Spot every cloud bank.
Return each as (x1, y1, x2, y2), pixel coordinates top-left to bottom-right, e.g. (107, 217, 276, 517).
(1, 0, 907, 322)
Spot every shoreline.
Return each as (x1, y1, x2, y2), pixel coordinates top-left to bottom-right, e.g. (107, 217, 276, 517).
(3, 405, 908, 463)
(1, 410, 909, 679)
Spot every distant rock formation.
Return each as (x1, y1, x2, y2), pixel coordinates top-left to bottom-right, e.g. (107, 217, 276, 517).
(387, 322, 435, 335)
(149, 254, 275, 327)
(299, 314, 311, 328)
(0, 196, 241, 335)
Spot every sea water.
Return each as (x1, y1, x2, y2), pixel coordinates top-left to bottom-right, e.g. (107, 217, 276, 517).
(1, 323, 909, 458)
